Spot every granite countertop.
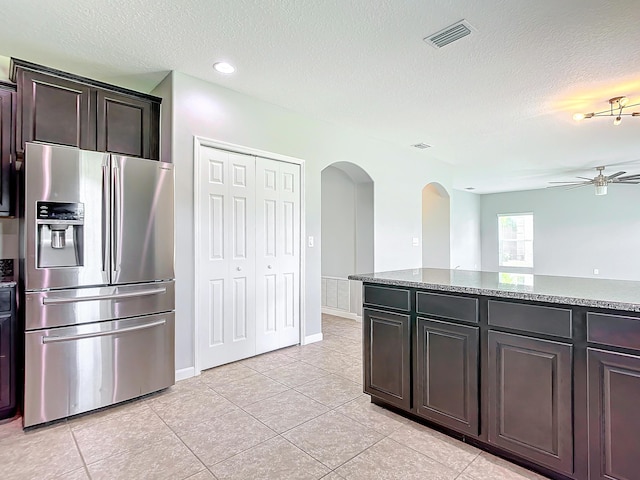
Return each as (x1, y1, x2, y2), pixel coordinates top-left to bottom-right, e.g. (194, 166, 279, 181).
(348, 268, 640, 312)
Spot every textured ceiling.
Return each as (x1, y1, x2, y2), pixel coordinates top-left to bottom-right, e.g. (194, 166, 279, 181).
(1, 0, 639, 193)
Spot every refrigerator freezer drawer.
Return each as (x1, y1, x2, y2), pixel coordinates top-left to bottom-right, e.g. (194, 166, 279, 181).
(25, 280, 175, 330)
(24, 312, 175, 428)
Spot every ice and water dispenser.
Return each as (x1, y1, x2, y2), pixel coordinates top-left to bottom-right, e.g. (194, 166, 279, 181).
(36, 201, 85, 268)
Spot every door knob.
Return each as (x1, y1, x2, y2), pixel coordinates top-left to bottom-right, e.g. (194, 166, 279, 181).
(267, 265, 273, 269)
(237, 267, 242, 271)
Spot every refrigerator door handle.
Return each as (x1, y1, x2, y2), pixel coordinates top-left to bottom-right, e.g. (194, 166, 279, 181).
(112, 164, 122, 274)
(101, 162, 110, 276)
(41, 319, 166, 344)
(42, 287, 167, 305)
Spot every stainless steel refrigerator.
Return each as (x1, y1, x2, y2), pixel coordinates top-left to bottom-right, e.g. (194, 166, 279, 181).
(20, 142, 175, 427)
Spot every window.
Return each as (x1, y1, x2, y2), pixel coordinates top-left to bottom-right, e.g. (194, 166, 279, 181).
(498, 214, 533, 269)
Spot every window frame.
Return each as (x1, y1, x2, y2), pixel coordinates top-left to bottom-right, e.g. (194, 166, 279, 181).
(497, 212, 534, 272)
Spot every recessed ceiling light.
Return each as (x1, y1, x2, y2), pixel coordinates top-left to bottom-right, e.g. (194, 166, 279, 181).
(412, 143, 432, 149)
(465, 187, 476, 190)
(213, 62, 235, 74)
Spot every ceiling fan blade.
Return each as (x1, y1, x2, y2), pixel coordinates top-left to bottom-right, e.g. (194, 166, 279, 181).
(561, 183, 591, 191)
(547, 183, 590, 190)
(606, 171, 627, 180)
(613, 180, 640, 184)
(548, 181, 591, 185)
(576, 176, 595, 181)
(618, 174, 640, 181)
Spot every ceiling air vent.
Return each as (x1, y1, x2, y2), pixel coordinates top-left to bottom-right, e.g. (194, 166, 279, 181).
(424, 20, 474, 49)
(412, 143, 432, 149)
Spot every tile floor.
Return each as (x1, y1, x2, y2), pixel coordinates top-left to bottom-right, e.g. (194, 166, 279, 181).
(0, 314, 550, 480)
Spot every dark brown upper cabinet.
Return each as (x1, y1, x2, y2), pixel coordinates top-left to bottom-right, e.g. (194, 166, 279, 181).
(0, 83, 16, 216)
(97, 90, 159, 159)
(10, 59, 160, 160)
(14, 69, 94, 151)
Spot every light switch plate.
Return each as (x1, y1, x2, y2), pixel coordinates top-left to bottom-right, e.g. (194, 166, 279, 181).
(412, 237, 420, 247)
(308, 236, 314, 247)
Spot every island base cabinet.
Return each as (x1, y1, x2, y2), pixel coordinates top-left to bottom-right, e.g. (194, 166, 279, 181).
(588, 348, 640, 480)
(363, 308, 411, 410)
(487, 331, 573, 475)
(415, 317, 479, 436)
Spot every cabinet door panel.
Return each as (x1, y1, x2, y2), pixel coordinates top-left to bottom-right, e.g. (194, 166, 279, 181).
(17, 70, 93, 150)
(588, 348, 640, 480)
(363, 308, 410, 409)
(488, 331, 573, 474)
(415, 317, 479, 435)
(0, 315, 11, 411)
(96, 90, 158, 159)
(0, 88, 14, 215)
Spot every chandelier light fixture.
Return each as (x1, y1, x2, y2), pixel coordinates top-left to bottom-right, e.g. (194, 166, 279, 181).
(573, 96, 640, 125)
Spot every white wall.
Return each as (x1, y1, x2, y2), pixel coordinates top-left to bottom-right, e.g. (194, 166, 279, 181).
(321, 165, 374, 278)
(162, 70, 455, 372)
(0, 219, 19, 259)
(354, 181, 374, 274)
(481, 186, 640, 280)
(0, 56, 10, 81)
(451, 189, 481, 270)
(321, 166, 356, 278)
(422, 184, 450, 268)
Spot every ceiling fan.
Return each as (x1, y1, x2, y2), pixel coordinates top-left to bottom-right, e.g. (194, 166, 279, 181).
(548, 166, 640, 195)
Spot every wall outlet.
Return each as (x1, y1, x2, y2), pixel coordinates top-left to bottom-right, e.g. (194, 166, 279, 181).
(412, 237, 420, 247)
(308, 236, 314, 248)
(593, 268, 599, 275)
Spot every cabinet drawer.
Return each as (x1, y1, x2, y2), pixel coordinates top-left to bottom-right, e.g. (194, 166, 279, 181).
(488, 300, 572, 338)
(416, 291, 477, 323)
(587, 312, 640, 351)
(364, 285, 410, 312)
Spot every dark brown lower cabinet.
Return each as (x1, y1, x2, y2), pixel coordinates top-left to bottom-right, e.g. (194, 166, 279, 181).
(415, 317, 479, 435)
(487, 331, 573, 475)
(587, 348, 640, 480)
(363, 308, 411, 410)
(0, 287, 16, 420)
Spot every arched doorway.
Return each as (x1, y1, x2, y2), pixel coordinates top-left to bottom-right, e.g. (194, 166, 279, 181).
(422, 182, 450, 268)
(321, 162, 374, 319)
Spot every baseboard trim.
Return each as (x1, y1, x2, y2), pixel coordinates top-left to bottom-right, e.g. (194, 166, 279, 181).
(322, 307, 362, 322)
(303, 332, 323, 345)
(175, 367, 196, 382)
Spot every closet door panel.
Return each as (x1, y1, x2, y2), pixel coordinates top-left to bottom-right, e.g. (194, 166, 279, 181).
(277, 161, 301, 347)
(197, 145, 256, 369)
(255, 158, 301, 353)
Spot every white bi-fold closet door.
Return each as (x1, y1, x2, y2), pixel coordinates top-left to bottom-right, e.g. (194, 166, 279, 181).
(196, 144, 301, 370)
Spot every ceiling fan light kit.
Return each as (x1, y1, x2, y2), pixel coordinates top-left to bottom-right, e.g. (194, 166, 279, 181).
(573, 96, 640, 125)
(594, 184, 607, 196)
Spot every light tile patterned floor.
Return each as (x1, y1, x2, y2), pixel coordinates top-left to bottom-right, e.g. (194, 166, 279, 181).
(0, 314, 550, 479)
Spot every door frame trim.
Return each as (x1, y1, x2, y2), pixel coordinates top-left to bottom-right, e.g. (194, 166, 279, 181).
(192, 136, 306, 375)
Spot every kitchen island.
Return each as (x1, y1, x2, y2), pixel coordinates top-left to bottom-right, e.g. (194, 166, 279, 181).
(348, 268, 640, 480)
